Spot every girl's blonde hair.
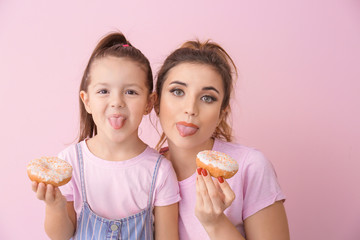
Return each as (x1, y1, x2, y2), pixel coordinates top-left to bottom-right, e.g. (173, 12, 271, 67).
(78, 32, 153, 142)
(155, 40, 237, 150)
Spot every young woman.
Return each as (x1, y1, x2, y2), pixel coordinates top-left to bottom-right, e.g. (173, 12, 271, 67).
(154, 40, 290, 240)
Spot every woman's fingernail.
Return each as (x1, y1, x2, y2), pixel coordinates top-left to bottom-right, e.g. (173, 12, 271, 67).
(217, 177, 224, 183)
(197, 168, 202, 175)
(201, 168, 208, 176)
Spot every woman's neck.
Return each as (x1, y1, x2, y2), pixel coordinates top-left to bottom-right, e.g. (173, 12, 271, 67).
(166, 138, 215, 181)
(86, 134, 147, 161)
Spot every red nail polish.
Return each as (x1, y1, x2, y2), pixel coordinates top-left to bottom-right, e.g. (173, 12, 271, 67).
(197, 168, 202, 175)
(217, 177, 224, 183)
(202, 168, 208, 176)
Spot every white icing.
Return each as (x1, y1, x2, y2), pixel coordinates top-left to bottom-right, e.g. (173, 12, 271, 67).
(197, 150, 238, 172)
(27, 157, 72, 183)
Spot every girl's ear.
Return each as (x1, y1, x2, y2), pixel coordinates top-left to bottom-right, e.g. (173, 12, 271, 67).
(80, 91, 92, 114)
(144, 92, 157, 115)
(153, 92, 160, 115)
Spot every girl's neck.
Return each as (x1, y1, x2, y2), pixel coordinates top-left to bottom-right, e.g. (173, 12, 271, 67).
(166, 138, 215, 181)
(86, 134, 147, 162)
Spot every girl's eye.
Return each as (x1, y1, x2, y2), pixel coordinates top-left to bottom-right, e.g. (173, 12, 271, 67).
(201, 95, 217, 103)
(98, 89, 109, 94)
(125, 89, 138, 95)
(170, 88, 184, 97)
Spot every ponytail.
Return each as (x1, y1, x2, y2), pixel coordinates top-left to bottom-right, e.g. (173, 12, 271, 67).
(78, 32, 153, 142)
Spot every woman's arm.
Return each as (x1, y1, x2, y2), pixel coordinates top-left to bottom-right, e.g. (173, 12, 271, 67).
(195, 169, 289, 240)
(154, 203, 179, 240)
(32, 182, 76, 240)
(195, 169, 245, 240)
(244, 201, 290, 240)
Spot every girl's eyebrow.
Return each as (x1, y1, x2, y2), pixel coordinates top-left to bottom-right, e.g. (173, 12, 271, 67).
(93, 82, 109, 87)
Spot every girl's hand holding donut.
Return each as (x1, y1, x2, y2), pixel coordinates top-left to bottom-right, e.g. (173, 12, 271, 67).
(28, 156, 72, 209)
(31, 181, 67, 209)
(195, 168, 235, 227)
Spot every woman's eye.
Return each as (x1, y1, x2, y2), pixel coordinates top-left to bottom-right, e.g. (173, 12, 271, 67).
(201, 95, 217, 103)
(170, 88, 184, 96)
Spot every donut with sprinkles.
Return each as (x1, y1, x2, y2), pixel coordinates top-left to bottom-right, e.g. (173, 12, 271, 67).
(196, 150, 239, 179)
(27, 157, 72, 186)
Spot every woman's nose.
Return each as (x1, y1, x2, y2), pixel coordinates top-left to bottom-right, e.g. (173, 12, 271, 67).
(184, 98, 198, 116)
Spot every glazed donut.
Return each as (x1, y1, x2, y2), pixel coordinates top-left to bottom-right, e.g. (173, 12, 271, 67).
(27, 157, 72, 187)
(196, 150, 239, 179)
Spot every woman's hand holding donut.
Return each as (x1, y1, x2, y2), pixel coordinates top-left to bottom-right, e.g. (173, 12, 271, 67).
(31, 181, 67, 209)
(195, 168, 235, 227)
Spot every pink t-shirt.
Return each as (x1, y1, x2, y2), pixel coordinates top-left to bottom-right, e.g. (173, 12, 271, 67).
(59, 140, 181, 220)
(178, 139, 286, 239)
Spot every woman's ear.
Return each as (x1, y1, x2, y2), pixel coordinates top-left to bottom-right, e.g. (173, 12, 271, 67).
(80, 90, 92, 114)
(218, 106, 229, 126)
(145, 92, 157, 115)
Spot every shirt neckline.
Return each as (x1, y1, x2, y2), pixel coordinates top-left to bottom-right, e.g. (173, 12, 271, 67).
(80, 140, 150, 168)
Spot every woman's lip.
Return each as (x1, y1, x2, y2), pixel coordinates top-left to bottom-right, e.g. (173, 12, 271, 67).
(176, 121, 199, 128)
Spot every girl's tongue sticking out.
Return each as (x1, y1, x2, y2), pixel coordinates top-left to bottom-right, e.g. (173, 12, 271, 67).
(109, 116, 125, 129)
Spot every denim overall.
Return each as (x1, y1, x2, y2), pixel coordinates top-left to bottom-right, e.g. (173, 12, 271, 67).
(72, 143, 162, 240)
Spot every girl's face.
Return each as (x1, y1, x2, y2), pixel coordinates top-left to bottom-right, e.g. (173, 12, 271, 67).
(81, 56, 154, 144)
(158, 63, 224, 149)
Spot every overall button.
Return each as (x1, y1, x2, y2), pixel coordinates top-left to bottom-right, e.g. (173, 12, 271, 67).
(111, 224, 118, 231)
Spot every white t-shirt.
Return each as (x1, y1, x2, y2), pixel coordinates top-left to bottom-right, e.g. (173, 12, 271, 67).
(178, 139, 286, 239)
(59, 140, 181, 220)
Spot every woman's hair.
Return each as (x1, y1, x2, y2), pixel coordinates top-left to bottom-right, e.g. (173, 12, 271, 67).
(78, 32, 153, 142)
(155, 40, 237, 149)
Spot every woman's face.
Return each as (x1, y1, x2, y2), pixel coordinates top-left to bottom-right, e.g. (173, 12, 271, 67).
(158, 63, 224, 149)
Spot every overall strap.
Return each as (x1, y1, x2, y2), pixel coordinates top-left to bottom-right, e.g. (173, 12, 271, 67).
(75, 143, 87, 203)
(147, 155, 163, 207)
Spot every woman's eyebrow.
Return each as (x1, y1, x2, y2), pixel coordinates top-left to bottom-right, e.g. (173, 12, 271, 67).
(202, 86, 220, 94)
(169, 81, 187, 86)
(169, 81, 220, 94)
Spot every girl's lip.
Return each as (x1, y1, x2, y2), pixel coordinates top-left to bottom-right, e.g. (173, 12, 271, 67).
(109, 113, 125, 118)
(176, 121, 199, 128)
(108, 114, 126, 129)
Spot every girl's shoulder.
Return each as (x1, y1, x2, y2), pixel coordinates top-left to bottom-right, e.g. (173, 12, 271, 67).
(146, 146, 174, 171)
(57, 141, 84, 167)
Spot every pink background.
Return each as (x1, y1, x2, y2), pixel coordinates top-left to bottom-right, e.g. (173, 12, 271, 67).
(1, 0, 359, 239)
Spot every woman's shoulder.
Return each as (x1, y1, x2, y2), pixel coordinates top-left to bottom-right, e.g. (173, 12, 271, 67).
(213, 138, 269, 166)
(213, 138, 257, 156)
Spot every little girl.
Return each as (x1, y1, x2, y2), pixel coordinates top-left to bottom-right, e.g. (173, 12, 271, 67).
(32, 32, 180, 240)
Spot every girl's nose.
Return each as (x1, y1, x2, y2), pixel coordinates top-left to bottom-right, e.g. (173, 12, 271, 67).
(111, 94, 125, 108)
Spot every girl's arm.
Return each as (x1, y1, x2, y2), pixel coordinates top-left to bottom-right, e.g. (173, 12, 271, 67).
(32, 182, 76, 240)
(195, 169, 289, 240)
(154, 203, 179, 240)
